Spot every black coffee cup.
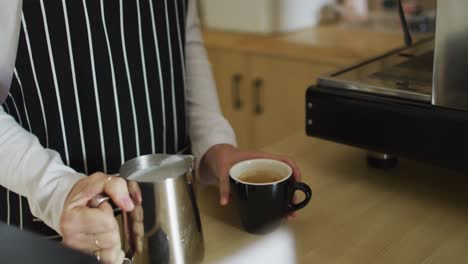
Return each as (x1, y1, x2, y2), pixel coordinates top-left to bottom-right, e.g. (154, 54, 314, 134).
(229, 159, 312, 234)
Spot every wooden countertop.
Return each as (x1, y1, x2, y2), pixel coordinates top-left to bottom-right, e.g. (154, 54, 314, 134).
(202, 25, 407, 66)
(198, 132, 468, 264)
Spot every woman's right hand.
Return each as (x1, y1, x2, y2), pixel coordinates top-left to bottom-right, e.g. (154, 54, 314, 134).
(60, 172, 135, 264)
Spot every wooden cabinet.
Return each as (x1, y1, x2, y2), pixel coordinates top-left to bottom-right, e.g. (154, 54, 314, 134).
(207, 49, 336, 150)
(204, 26, 402, 150)
(208, 49, 253, 149)
(250, 56, 335, 149)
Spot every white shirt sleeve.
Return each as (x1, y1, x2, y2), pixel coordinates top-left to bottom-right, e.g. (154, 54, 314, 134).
(185, 0, 237, 162)
(0, 0, 21, 103)
(0, 106, 85, 233)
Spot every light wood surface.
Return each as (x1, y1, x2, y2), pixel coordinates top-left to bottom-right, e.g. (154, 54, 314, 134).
(203, 25, 405, 66)
(198, 132, 468, 264)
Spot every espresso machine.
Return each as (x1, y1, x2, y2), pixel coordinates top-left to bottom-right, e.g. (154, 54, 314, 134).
(306, 0, 468, 172)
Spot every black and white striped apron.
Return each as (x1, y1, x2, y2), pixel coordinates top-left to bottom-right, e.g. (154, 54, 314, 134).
(1, 0, 189, 237)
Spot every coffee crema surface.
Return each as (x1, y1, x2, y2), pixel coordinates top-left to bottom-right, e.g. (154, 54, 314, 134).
(238, 170, 285, 184)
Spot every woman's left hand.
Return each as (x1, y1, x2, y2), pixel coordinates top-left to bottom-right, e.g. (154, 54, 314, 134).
(200, 144, 302, 219)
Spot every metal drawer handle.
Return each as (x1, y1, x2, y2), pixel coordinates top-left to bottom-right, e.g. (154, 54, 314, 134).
(232, 73, 243, 110)
(253, 78, 263, 115)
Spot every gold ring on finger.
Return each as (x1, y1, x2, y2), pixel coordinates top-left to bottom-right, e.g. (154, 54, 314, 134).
(94, 234, 100, 250)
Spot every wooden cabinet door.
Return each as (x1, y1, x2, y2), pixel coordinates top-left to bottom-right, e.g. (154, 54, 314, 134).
(206, 48, 253, 149)
(250, 56, 337, 149)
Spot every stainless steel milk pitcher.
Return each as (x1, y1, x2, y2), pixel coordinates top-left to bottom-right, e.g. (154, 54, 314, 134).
(91, 154, 204, 264)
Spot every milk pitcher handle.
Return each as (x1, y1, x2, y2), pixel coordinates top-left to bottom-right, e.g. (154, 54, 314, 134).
(88, 194, 112, 208)
(88, 194, 134, 264)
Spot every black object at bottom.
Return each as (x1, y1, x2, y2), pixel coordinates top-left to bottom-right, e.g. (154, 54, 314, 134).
(0, 221, 99, 264)
(306, 85, 468, 173)
(231, 178, 312, 234)
(367, 155, 399, 169)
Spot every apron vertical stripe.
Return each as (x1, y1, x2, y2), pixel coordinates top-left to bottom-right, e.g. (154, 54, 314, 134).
(8, 93, 23, 126)
(3, 103, 10, 113)
(175, 0, 186, 86)
(175, 0, 187, 145)
(21, 14, 49, 148)
(172, 0, 188, 147)
(122, 0, 152, 156)
(61, 0, 88, 174)
(163, 0, 178, 152)
(148, 0, 167, 153)
(14, 70, 32, 132)
(65, 0, 104, 174)
(100, 0, 124, 165)
(102, 0, 137, 164)
(119, 0, 140, 157)
(136, 0, 156, 154)
(39, 0, 70, 166)
(82, 0, 107, 173)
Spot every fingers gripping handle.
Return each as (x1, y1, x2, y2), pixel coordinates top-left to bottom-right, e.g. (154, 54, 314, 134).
(87, 194, 133, 264)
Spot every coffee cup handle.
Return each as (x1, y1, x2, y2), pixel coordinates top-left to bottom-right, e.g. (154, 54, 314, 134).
(288, 182, 312, 212)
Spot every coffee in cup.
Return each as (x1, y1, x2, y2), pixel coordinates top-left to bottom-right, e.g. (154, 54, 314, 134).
(238, 170, 284, 183)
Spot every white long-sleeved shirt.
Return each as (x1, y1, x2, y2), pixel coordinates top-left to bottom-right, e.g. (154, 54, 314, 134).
(0, 0, 236, 234)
